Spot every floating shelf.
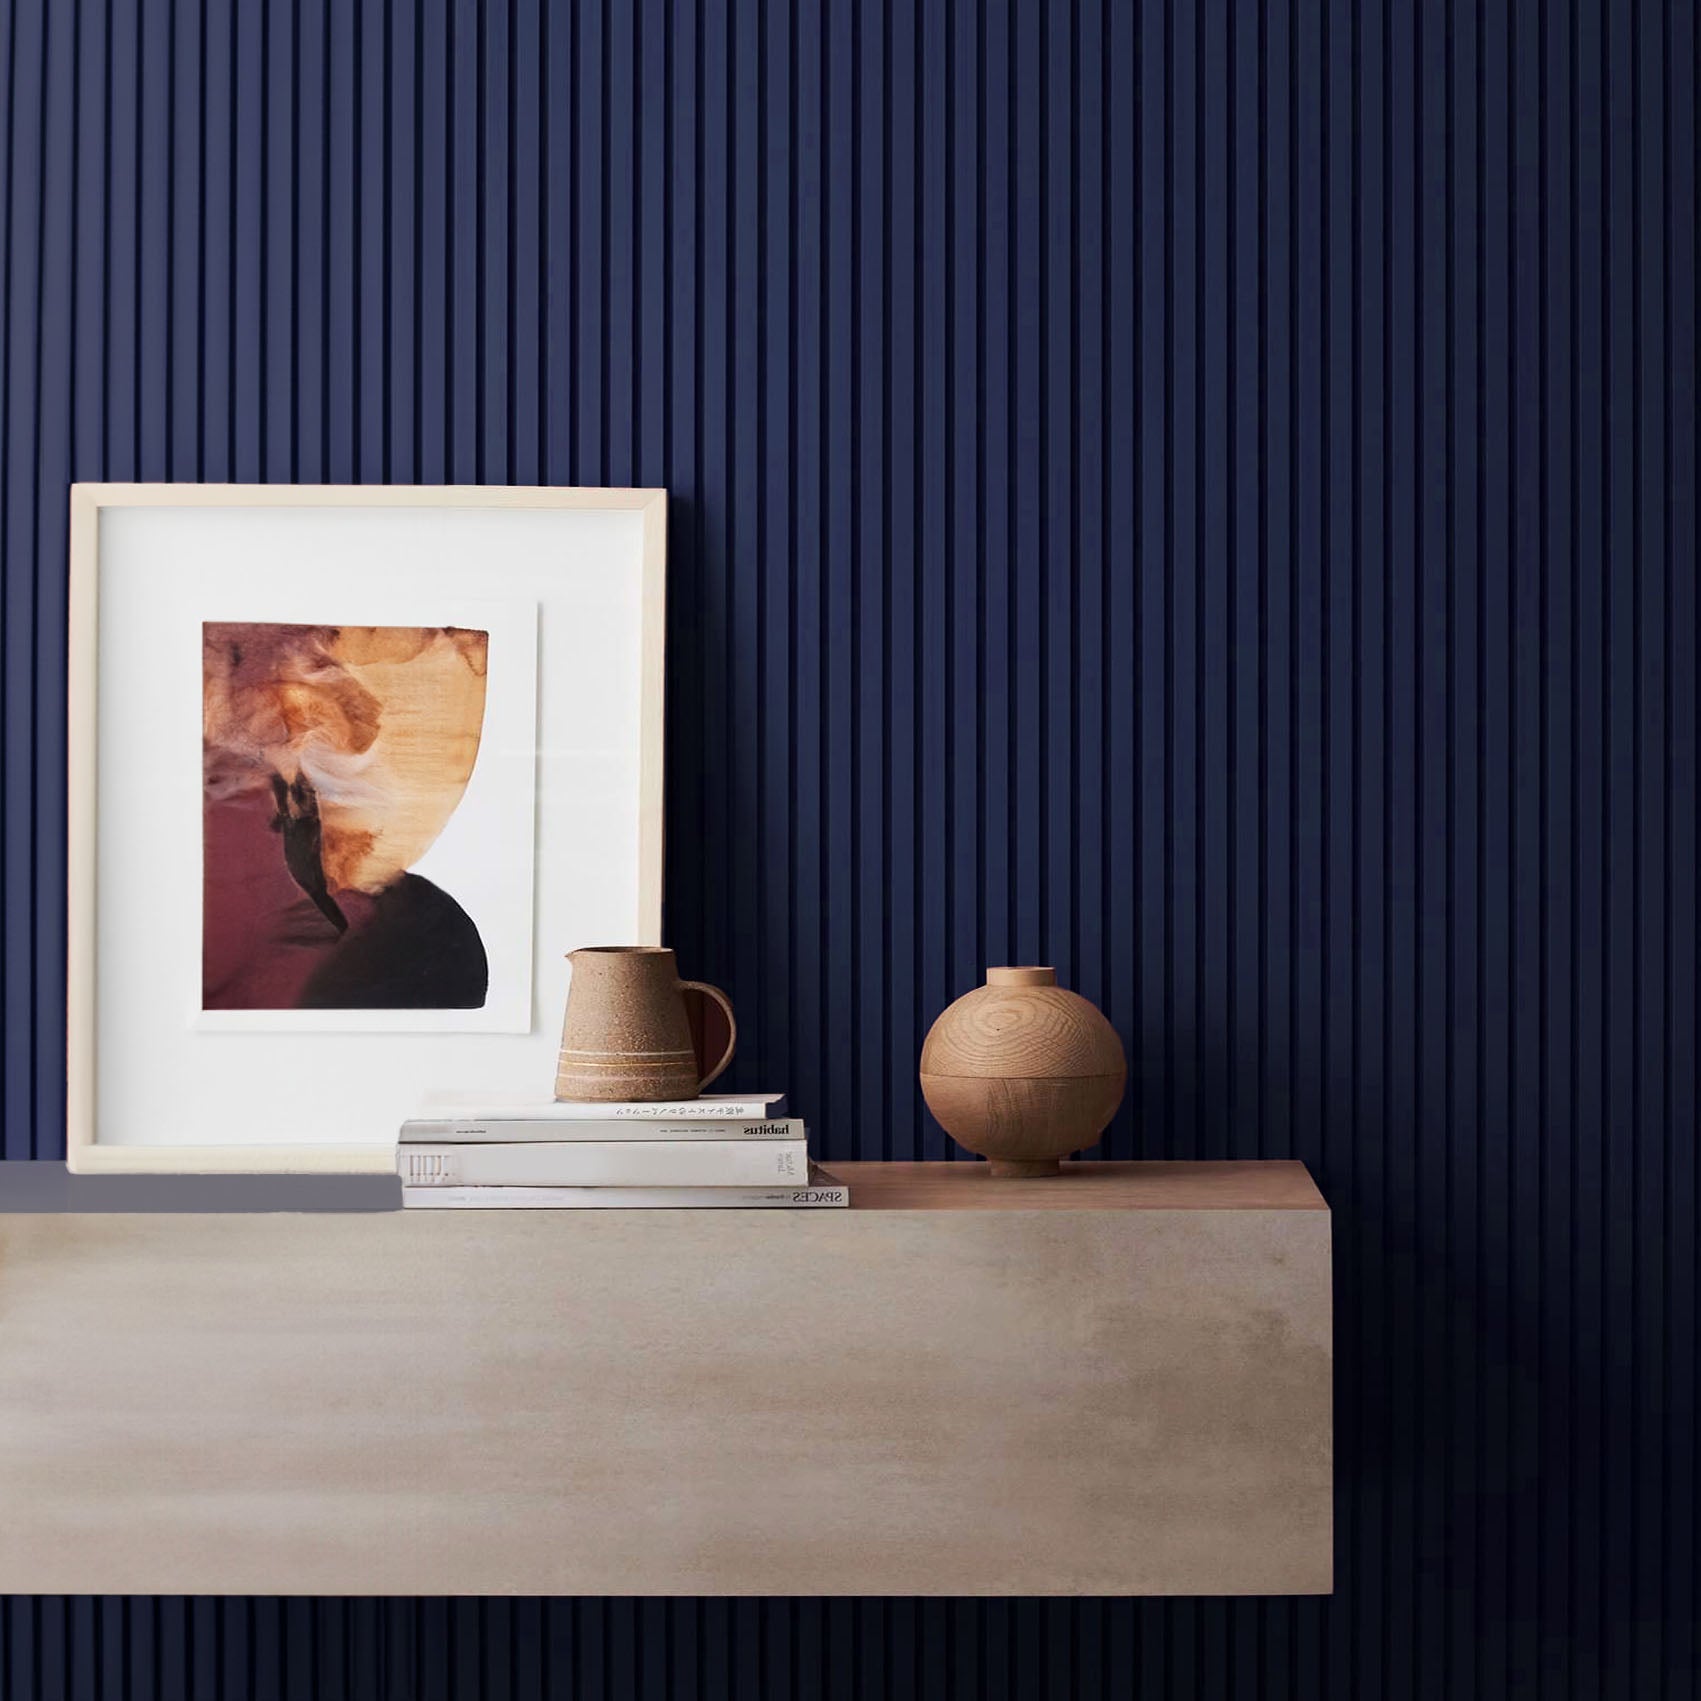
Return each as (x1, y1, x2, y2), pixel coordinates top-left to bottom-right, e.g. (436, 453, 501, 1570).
(0, 1159, 1331, 1596)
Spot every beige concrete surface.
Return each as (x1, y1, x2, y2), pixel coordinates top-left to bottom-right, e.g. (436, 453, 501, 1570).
(0, 1164, 1332, 1595)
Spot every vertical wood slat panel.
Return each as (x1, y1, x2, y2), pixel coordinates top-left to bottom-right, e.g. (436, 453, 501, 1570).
(1, 0, 1697, 1695)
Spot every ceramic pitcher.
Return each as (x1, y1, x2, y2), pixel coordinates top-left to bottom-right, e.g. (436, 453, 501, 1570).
(554, 946, 737, 1102)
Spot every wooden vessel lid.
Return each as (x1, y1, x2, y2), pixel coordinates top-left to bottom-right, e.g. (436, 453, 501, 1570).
(921, 965, 1126, 1083)
(985, 966, 1056, 987)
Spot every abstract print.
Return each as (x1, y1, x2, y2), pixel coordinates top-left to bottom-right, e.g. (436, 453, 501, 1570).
(202, 622, 492, 1011)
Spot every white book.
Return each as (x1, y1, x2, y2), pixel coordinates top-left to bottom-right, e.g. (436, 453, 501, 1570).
(401, 1171, 849, 1210)
(416, 1093, 787, 1122)
(398, 1138, 809, 1188)
(400, 1116, 807, 1144)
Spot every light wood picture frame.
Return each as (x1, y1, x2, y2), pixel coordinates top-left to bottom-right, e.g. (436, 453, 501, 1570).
(67, 484, 666, 1173)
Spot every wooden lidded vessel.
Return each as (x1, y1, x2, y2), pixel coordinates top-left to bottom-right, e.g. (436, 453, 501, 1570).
(919, 967, 1127, 1177)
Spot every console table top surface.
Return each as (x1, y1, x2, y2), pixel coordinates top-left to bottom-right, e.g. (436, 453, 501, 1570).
(0, 1157, 1322, 1213)
(829, 1159, 1324, 1210)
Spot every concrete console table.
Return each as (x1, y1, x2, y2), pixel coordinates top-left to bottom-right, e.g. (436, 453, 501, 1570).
(0, 1160, 1331, 1596)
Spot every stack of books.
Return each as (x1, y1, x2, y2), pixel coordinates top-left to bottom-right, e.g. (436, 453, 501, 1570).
(396, 1093, 848, 1209)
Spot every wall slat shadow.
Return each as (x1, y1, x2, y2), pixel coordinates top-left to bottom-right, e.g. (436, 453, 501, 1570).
(1, 0, 1696, 1694)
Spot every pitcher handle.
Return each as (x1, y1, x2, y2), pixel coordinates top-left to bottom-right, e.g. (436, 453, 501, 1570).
(679, 981, 737, 1092)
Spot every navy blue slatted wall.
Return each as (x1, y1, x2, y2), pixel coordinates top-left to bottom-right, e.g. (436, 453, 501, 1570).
(2, 0, 1696, 1694)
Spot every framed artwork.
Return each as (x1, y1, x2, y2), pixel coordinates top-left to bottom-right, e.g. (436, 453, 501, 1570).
(66, 485, 666, 1173)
